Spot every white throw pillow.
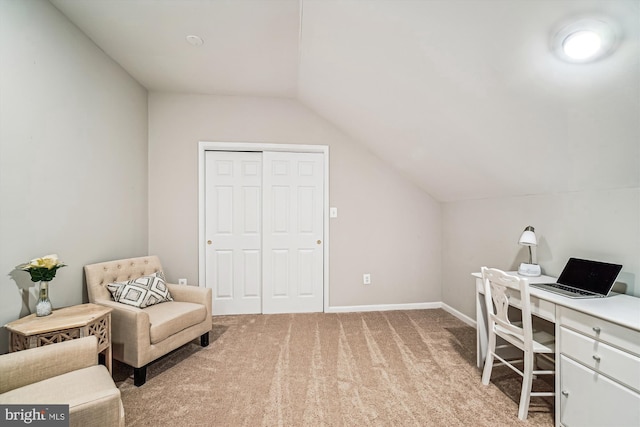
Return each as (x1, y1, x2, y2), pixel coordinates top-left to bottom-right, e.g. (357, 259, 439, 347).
(107, 271, 173, 308)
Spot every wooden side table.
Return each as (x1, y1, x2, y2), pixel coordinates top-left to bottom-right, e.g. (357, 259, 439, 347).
(5, 303, 113, 374)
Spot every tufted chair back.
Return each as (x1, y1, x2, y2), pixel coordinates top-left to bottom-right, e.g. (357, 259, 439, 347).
(84, 256, 164, 303)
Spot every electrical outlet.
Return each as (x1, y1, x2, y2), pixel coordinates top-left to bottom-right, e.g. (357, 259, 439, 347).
(363, 273, 371, 285)
(178, 278, 187, 285)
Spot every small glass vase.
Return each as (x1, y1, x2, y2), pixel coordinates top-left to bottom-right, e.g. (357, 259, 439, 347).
(36, 281, 52, 317)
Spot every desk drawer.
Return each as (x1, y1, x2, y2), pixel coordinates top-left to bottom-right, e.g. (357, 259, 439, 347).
(560, 327, 640, 392)
(559, 307, 640, 357)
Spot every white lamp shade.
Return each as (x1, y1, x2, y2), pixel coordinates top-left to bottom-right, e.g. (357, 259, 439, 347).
(518, 229, 537, 246)
(517, 225, 540, 276)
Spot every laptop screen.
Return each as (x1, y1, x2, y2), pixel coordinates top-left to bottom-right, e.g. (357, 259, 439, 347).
(557, 258, 623, 295)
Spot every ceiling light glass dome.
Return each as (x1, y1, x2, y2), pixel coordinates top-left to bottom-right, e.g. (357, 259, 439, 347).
(553, 18, 617, 63)
(563, 30, 602, 60)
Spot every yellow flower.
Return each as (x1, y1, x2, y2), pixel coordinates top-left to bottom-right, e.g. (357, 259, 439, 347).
(29, 254, 62, 269)
(19, 254, 66, 282)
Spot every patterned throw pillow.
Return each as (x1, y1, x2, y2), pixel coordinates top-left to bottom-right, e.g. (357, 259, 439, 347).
(107, 271, 173, 309)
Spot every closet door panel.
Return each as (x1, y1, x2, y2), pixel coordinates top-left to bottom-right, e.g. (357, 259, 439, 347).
(262, 151, 324, 314)
(205, 151, 262, 315)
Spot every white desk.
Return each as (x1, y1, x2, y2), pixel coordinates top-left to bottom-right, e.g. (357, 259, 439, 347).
(473, 272, 640, 427)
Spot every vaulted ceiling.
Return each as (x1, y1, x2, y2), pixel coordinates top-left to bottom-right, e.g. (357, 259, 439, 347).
(51, 0, 640, 202)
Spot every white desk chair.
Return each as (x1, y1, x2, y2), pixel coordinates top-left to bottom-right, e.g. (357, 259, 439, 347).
(480, 267, 555, 420)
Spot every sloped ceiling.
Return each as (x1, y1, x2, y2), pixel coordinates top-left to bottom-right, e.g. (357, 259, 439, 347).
(51, 0, 301, 97)
(51, 0, 640, 202)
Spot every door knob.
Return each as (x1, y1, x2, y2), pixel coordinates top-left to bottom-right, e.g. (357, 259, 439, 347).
(317, 240, 322, 245)
(207, 240, 212, 245)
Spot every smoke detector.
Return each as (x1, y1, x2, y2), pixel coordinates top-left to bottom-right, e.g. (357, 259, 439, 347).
(186, 35, 204, 47)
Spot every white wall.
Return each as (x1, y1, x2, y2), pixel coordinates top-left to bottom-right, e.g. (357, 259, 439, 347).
(148, 93, 441, 309)
(0, 0, 148, 352)
(442, 188, 640, 319)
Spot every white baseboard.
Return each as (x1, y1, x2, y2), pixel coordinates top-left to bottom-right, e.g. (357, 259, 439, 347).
(441, 303, 476, 328)
(327, 302, 441, 313)
(327, 301, 477, 329)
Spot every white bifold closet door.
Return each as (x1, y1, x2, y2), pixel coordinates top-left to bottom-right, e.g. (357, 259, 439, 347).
(205, 150, 324, 315)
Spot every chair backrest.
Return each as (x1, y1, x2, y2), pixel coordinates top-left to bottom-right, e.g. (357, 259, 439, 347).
(481, 267, 533, 347)
(84, 255, 164, 303)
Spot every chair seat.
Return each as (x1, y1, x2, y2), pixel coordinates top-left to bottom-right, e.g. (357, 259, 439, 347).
(147, 301, 207, 344)
(531, 330, 555, 353)
(495, 325, 555, 353)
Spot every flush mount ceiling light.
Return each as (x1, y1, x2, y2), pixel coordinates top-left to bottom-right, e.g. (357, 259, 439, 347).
(186, 35, 204, 46)
(553, 18, 617, 63)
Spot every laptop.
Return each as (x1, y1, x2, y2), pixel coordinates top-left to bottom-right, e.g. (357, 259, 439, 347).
(529, 257, 622, 298)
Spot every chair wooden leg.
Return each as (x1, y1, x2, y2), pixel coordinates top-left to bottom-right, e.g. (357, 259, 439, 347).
(518, 351, 534, 420)
(201, 332, 209, 347)
(134, 366, 147, 387)
(481, 331, 496, 385)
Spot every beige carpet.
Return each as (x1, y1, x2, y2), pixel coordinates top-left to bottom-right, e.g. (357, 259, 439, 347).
(113, 309, 554, 426)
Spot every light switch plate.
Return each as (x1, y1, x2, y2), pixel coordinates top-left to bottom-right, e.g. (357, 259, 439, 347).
(330, 207, 338, 218)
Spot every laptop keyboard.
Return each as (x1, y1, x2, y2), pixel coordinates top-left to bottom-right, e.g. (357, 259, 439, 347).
(548, 283, 593, 296)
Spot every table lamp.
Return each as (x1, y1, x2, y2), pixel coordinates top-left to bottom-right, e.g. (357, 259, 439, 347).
(518, 226, 541, 276)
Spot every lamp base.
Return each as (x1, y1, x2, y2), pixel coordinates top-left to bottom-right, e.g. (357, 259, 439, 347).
(518, 263, 541, 277)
